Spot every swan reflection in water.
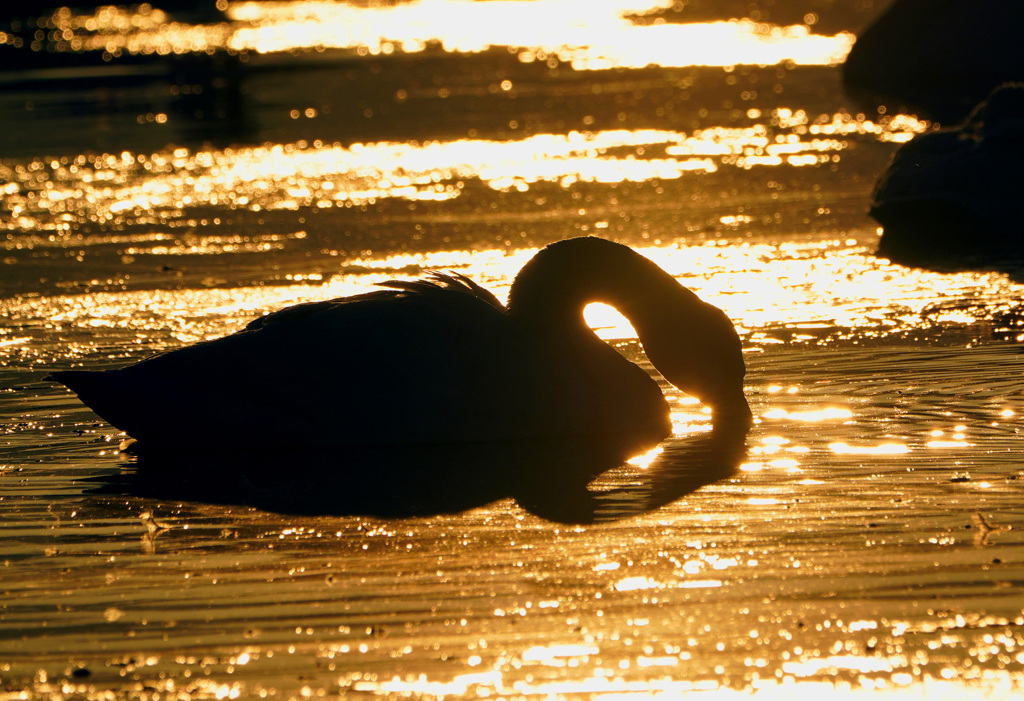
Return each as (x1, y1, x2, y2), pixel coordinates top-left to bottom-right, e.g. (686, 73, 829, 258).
(56, 236, 752, 520)
(98, 422, 748, 524)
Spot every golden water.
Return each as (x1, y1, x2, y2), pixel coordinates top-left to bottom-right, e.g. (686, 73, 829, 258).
(3, 1, 1024, 698)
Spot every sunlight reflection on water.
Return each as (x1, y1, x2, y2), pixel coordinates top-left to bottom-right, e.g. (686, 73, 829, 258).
(348, 669, 1024, 700)
(5, 240, 1024, 357)
(31, 0, 855, 69)
(5, 3, 1024, 699)
(1, 113, 925, 232)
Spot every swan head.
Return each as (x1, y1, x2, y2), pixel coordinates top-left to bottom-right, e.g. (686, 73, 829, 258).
(637, 294, 752, 432)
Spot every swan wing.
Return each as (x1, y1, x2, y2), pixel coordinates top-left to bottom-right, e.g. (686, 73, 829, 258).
(55, 283, 577, 447)
(244, 272, 503, 332)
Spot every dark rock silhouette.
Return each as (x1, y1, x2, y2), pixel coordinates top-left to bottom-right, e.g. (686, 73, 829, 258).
(843, 0, 1024, 124)
(872, 84, 1024, 270)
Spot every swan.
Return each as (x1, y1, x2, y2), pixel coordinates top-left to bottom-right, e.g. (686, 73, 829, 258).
(50, 237, 752, 450)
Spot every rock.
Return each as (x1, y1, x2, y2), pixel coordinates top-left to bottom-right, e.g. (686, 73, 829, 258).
(843, 0, 1024, 124)
(871, 84, 1024, 270)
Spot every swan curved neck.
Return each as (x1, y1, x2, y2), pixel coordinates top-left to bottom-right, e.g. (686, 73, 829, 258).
(507, 237, 750, 429)
(507, 237, 693, 328)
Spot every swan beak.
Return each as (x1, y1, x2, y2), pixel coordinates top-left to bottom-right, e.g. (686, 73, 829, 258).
(711, 392, 754, 436)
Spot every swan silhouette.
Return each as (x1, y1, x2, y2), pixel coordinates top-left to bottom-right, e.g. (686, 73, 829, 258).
(50, 237, 751, 450)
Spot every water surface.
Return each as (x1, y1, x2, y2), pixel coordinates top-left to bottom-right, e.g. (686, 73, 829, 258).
(3, 1, 1024, 698)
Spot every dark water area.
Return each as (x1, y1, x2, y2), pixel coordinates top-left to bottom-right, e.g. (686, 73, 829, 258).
(3, 1, 1024, 698)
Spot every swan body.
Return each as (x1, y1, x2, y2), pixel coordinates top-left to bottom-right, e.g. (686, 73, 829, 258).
(51, 237, 751, 449)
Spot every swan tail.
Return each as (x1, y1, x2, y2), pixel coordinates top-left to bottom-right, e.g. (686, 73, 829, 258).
(49, 369, 108, 400)
(49, 369, 141, 437)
